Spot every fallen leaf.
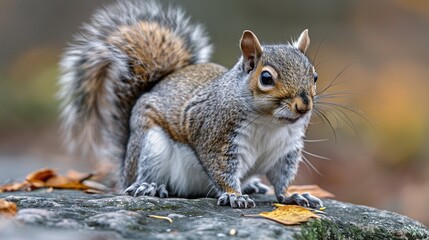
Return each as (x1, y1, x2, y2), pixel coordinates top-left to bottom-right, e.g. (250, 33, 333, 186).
(286, 185, 335, 199)
(258, 205, 320, 225)
(66, 170, 93, 182)
(30, 180, 45, 188)
(148, 215, 173, 223)
(26, 168, 56, 182)
(0, 168, 104, 193)
(0, 182, 30, 193)
(44, 175, 89, 190)
(0, 199, 17, 217)
(273, 203, 326, 215)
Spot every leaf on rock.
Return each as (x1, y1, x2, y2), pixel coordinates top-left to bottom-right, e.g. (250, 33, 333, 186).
(0, 199, 17, 217)
(44, 175, 90, 190)
(0, 182, 30, 193)
(286, 185, 335, 199)
(0, 168, 106, 193)
(259, 205, 320, 225)
(65, 170, 93, 182)
(26, 168, 56, 182)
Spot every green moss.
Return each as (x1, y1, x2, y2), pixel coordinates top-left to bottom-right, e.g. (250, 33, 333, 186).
(295, 218, 428, 240)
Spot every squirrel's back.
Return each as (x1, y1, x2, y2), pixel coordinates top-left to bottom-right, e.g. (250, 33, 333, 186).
(58, 0, 212, 164)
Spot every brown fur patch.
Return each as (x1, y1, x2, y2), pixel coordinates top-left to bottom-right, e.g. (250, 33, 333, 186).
(108, 21, 191, 79)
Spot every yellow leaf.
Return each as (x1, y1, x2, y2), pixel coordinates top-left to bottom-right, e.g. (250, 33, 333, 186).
(259, 205, 320, 225)
(0, 199, 17, 217)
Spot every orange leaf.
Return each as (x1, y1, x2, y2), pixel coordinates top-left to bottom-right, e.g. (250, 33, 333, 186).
(0, 199, 17, 217)
(259, 205, 320, 225)
(287, 185, 335, 199)
(66, 170, 93, 182)
(44, 175, 89, 190)
(0, 182, 30, 192)
(29, 180, 45, 188)
(26, 168, 56, 182)
(0, 168, 101, 192)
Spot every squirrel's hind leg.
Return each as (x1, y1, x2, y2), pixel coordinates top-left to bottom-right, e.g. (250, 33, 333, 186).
(241, 177, 270, 195)
(121, 119, 172, 197)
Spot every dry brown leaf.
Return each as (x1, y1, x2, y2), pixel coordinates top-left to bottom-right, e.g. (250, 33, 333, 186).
(0, 168, 100, 193)
(0, 182, 30, 192)
(30, 180, 45, 188)
(66, 170, 93, 182)
(259, 205, 320, 225)
(286, 185, 335, 199)
(44, 175, 89, 190)
(0, 199, 17, 217)
(26, 168, 56, 182)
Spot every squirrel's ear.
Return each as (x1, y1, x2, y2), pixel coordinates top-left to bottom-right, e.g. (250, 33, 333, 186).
(294, 29, 310, 54)
(240, 30, 263, 73)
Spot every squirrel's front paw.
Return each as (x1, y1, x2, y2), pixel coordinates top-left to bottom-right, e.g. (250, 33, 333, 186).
(124, 182, 168, 198)
(277, 192, 323, 209)
(217, 193, 256, 208)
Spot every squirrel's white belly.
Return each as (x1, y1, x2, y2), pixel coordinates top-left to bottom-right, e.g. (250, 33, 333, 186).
(235, 118, 305, 180)
(146, 120, 305, 196)
(145, 127, 213, 197)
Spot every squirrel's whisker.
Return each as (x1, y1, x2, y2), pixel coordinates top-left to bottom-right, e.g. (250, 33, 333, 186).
(301, 154, 323, 176)
(310, 35, 327, 66)
(316, 60, 357, 96)
(303, 138, 329, 143)
(313, 108, 338, 144)
(302, 149, 331, 160)
(317, 104, 363, 144)
(317, 101, 373, 127)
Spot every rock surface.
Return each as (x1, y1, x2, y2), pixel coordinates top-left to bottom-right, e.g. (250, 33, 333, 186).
(0, 190, 427, 240)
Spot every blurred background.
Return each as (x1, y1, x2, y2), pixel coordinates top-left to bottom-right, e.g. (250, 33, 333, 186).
(0, 0, 428, 225)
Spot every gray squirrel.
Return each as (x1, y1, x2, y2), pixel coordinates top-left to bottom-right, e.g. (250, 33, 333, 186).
(59, 0, 322, 209)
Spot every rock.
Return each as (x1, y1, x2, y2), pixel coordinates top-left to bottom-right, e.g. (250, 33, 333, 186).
(0, 190, 427, 240)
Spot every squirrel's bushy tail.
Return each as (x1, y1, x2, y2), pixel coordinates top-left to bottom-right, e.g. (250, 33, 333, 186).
(58, 0, 212, 163)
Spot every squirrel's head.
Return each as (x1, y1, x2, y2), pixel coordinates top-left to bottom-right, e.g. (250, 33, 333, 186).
(240, 29, 317, 124)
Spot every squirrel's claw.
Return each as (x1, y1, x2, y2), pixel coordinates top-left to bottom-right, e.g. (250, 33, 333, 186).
(302, 193, 323, 209)
(124, 182, 169, 198)
(277, 192, 323, 209)
(217, 193, 256, 208)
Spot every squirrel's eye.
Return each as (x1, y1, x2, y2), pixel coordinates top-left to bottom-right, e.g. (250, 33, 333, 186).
(313, 72, 318, 83)
(260, 71, 274, 86)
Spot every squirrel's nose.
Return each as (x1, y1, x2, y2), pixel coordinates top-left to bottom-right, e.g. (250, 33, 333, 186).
(294, 102, 311, 114)
(293, 92, 312, 114)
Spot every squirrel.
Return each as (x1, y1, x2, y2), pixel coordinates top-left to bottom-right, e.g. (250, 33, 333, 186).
(58, 0, 322, 209)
